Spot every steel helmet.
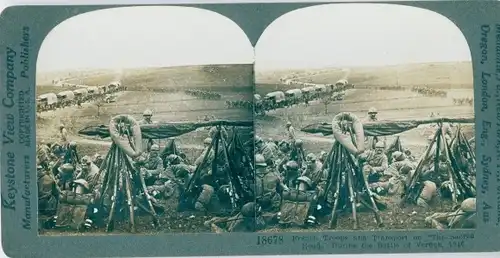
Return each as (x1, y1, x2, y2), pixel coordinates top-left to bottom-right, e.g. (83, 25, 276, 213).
(167, 154, 180, 163)
(143, 109, 153, 116)
(255, 136, 263, 144)
(286, 121, 292, 126)
(400, 164, 413, 175)
(58, 163, 75, 174)
(368, 107, 378, 114)
(306, 153, 317, 162)
(375, 141, 385, 148)
(460, 198, 476, 212)
(392, 151, 405, 162)
(255, 154, 267, 167)
(294, 139, 303, 147)
(59, 124, 65, 128)
(241, 202, 261, 217)
(203, 138, 212, 145)
(296, 176, 313, 188)
(81, 156, 91, 165)
(150, 144, 160, 151)
(286, 161, 299, 170)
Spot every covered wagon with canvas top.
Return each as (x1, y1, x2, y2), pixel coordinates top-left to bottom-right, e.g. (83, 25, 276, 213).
(37, 92, 58, 111)
(56, 90, 75, 108)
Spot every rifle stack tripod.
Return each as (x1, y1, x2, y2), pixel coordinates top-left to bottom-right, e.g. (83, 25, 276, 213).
(323, 124, 383, 230)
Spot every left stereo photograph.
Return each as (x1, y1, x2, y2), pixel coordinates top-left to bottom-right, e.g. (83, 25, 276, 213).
(35, 6, 256, 235)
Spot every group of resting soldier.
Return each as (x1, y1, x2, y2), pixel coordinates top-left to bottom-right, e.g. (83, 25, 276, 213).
(247, 109, 476, 231)
(36, 110, 255, 231)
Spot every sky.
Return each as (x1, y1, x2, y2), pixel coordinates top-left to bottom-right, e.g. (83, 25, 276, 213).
(36, 6, 254, 72)
(36, 4, 472, 73)
(255, 3, 472, 70)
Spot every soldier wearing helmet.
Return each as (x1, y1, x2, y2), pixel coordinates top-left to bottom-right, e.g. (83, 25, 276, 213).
(367, 107, 378, 121)
(139, 144, 165, 184)
(300, 153, 326, 192)
(255, 154, 288, 212)
(139, 109, 156, 151)
(383, 151, 411, 181)
(425, 198, 476, 229)
(289, 139, 306, 166)
(59, 123, 68, 146)
(204, 202, 263, 232)
(140, 109, 154, 124)
(283, 160, 300, 187)
(403, 148, 416, 162)
(318, 151, 328, 164)
(255, 136, 277, 166)
(38, 165, 58, 216)
(76, 156, 100, 190)
(285, 121, 296, 143)
(57, 163, 76, 190)
(404, 169, 437, 208)
(92, 153, 104, 168)
(359, 141, 389, 183)
(37, 140, 53, 170)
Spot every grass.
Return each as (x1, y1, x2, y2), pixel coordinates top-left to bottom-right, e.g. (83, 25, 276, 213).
(256, 61, 473, 91)
(36, 85, 87, 96)
(121, 64, 254, 92)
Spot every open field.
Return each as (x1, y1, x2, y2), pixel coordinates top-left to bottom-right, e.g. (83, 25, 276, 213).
(37, 64, 254, 155)
(36, 85, 88, 96)
(255, 61, 475, 231)
(256, 61, 473, 90)
(36, 64, 254, 97)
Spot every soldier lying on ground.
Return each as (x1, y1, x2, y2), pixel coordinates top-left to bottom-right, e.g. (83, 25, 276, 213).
(425, 198, 476, 229)
(205, 202, 270, 233)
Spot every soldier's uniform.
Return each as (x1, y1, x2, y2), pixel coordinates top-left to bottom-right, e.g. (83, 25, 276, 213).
(283, 161, 300, 188)
(285, 122, 296, 143)
(255, 154, 288, 212)
(365, 107, 385, 149)
(404, 148, 417, 163)
(76, 156, 100, 191)
(59, 124, 69, 147)
(425, 198, 476, 229)
(57, 163, 75, 191)
(140, 144, 165, 185)
(205, 202, 263, 233)
(138, 109, 155, 152)
(255, 136, 276, 166)
(37, 141, 52, 169)
(384, 151, 411, 180)
(406, 170, 437, 208)
(360, 141, 389, 183)
(38, 165, 58, 216)
(300, 153, 327, 195)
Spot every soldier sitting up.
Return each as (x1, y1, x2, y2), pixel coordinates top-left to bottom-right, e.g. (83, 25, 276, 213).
(359, 141, 389, 184)
(138, 144, 165, 186)
(255, 154, 288, 212)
